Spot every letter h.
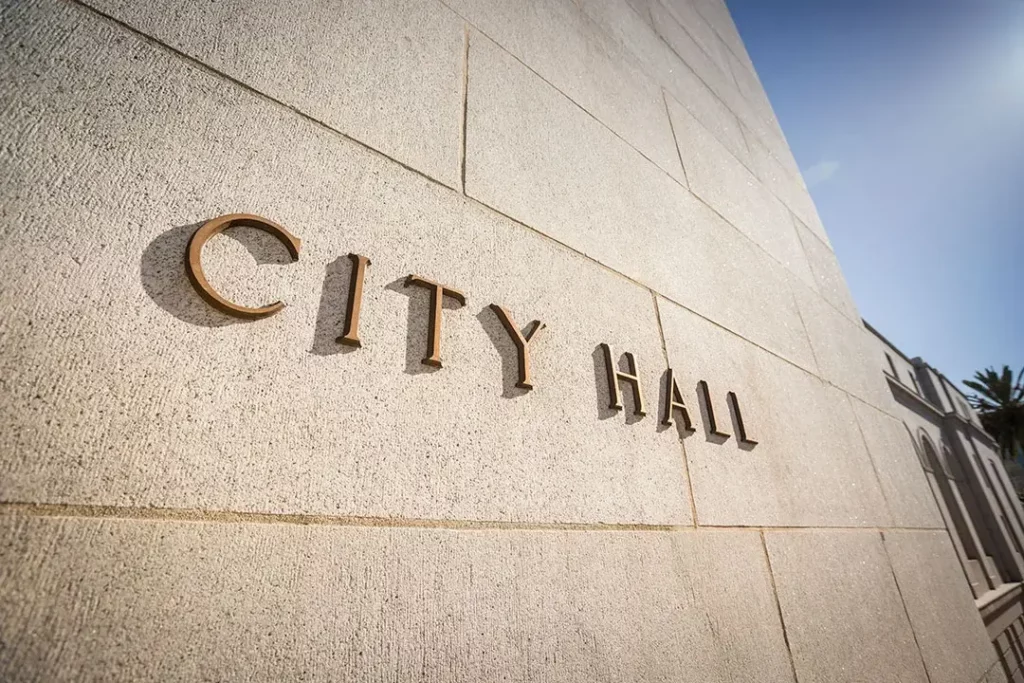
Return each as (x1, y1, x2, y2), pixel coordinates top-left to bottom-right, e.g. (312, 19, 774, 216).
(600, 343, 646, 416)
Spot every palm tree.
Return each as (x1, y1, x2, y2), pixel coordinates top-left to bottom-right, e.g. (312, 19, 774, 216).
(963, 366, 1024, 460)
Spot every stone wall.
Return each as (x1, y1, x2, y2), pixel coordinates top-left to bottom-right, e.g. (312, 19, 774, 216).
(0, 0, 1002, 680)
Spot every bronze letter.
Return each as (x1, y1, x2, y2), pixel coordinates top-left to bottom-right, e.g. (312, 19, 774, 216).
(337, 253, 371, 347)
(185, 213, 301, 320)
(600, 343, 646, 416)
(727, 391, 758, 445)
(662, 369, 694, 430)
(489, 304, 545, 389)
(698, 380, 729, 438)
(404, 274, 466, 367)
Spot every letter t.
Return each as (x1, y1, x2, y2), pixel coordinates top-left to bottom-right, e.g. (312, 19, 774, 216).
(404, 274, 466, 368)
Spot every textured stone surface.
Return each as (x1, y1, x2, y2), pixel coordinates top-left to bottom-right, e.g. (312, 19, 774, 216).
(655, 0, 732, 78)
(775, 171, 830, 247)
(766, 530, 930, 683)
(445, 0, 684, 181)
(673, 71, 752, 166)
(796, 218, 859, 321)
(992, 660, 1016, 683)
(0, 515, 798, 683)
(742, 126, 814, 224)
(987, 664, 1010, 683)
(665, 94, 814, 286)
(884, 530, 997, 683)
(595, 0, 788, 189)
(690, 0, 754, 72)
(849, 398, 944, 528)
(739, 122, 784, 182)
(741, 117, 805, 194)
(580, 0, 750, 165)
(82, 0, 465, 188)
(658, 299, 890, 527)
(465, 34, 813, 370)
(649, 0, 733, 104)
(790, 278, 897, 412)
(0, 0, 691, 525)
(749, 129, 806, 196)
(623, 0, 654, 25)
(654, 0, 791, 179)
(725, 47, 777, 131)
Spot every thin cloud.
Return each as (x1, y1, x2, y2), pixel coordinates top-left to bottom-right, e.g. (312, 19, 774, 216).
(803, 160, 841, 187)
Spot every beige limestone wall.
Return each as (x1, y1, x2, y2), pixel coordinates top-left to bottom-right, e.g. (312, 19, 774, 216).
(0, 0, 997, 680)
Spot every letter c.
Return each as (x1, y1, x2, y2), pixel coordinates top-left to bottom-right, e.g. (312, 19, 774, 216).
(185, 213, 301, 320)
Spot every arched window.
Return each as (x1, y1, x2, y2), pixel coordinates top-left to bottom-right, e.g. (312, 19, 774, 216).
(918, 432, 943, 473)
(903, 423, 930, 472)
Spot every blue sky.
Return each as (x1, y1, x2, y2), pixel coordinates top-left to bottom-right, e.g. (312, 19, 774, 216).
(727, 0, 1023, 393)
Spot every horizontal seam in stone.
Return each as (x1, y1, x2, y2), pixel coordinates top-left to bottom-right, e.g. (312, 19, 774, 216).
(0, 502, 950, 533)
(65, 0, 459, 191)
(0, 502, 681, 531)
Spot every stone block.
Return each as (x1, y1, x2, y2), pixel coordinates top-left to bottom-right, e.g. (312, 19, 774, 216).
(849, 398, 944, 529)
(668, 67, 751, 168)
(665, 95, 815, 287)
(748, 134, 807, 200)
(691, 0, 754, 72)
(789, 279, 896, 412)
(656, 0, 732, 78)
(0, 0, 691, 525)
(651, 0, 783, 162)
(742, 125, 807, 205)
(649, 0, 735, 102)
(444, 0, 684, 181)
(884, 530, 997, 683)
(580, 0, 750, 165)
(742, 118, 799, 174)
(657, 300, 891, 527)
(82, 0, 465, 188)
(725, 47, 777, 129)
(0, 515, 798, 682)
(750, 119, 806, 181)
(795, 218, 859, 321)
(775, 170, 831, 249)
(466, 36, 815, 370)
(765, 530, 930, 683)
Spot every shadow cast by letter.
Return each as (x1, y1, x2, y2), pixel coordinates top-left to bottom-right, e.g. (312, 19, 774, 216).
(478, 307, 530, 398)
(140, 221, 293, 328)
(310, 256, 360, 357)
(386, 278, 461, 376)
